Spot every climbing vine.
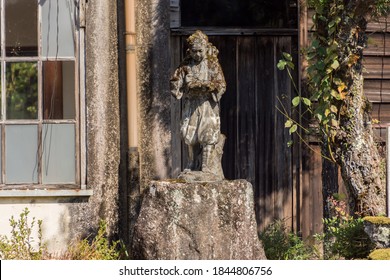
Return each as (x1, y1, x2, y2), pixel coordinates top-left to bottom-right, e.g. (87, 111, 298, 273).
(279, 0, 390, 216)
(278, 0, 389, 161)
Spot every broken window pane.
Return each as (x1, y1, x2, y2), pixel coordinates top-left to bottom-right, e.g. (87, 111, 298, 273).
(5, 0, 38, 56)
(6, 62, 38, 119)
(42, 124, 75, 184)
(5, 125, 38, 184)
(43, 61, 75, 119)
(41, 0, 76, 58)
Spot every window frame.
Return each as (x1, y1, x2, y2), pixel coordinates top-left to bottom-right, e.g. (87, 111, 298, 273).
(0, 0, 88, 195)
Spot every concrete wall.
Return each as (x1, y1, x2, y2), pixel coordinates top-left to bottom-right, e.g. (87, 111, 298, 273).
(0, 0, 122, 253)
(136, 0, 172, 189)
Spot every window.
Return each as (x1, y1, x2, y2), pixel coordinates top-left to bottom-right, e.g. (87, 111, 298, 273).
(179, 0, 298, 28)
(0, 0, 84, 188)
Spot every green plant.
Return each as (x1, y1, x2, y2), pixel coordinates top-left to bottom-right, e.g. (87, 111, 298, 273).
(259, 219, 315, 260)
(0, 208, 46, 260)
(315, 195, 375, 259)
(59, 220, 128, 260)
(0, 209, 128, 260)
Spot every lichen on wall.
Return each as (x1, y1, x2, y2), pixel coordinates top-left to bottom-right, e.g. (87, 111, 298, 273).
(136, 0, 172, 189)
(68, 0, 121, 241)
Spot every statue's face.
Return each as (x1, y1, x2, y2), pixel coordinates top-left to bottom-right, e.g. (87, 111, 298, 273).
(189, 44, 206, 62)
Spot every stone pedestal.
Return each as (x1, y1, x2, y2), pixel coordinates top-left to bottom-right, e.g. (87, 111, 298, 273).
(132, 179, 266, 260)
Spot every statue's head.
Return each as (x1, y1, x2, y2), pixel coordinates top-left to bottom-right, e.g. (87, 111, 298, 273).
(187, 30, 209, 63)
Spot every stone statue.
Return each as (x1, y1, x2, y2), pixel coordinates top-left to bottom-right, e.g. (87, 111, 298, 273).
(170, 30, 226, 182)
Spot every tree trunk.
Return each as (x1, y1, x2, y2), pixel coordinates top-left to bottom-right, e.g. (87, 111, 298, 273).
(335, 73, 385, 216)
(331, 2, 386, 216)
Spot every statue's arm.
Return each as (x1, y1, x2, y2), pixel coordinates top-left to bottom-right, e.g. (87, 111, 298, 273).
(170, 67, 185, 100)
(210, 63, 226, 102)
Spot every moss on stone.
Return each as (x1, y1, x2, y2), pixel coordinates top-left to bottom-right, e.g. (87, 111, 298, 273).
(162, 178, 187, 184)
(363, 216, 390, 225)
(369, 249, 390, 260)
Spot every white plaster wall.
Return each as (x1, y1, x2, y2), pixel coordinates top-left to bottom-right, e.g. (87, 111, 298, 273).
(0, 198, 71, 253)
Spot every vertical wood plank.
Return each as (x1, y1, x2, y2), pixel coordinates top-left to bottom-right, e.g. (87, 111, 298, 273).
(274, 37, 293, 225)
(212, 36, 238, 180)
(301, 144, 323, 237)
(236, 36, 256, 183)
(255, 36, 276, 230)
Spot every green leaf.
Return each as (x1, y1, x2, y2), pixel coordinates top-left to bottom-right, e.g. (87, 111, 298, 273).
(316, 113, 323, 122)
(327, 41, 338, 53)
(328, 26, 336, 36)
(287, 140, 294, 147)
(292, 96, 300, 107)
(277, 60, 287, 70)
(302, 98, 311, 106)
(326, 67, 334, 74)
(316, 61, 326, 70)
(289, 124, 297, 134)
(285, 119, 293, 128)
(333, 78, 342, 85)
(287, 61, 295, 70)
(312, 39, 320, 49)
(331, 89, 341, 100)
(283, 52, 293, 62)
(330, 105, 338, 114)
(331, 60, 340, 70)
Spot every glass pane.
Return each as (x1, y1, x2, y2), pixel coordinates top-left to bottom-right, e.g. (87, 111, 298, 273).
(6, 62, 38, 120)
(5, 0, 38, 56)
(42, 124, 75, 184)
(5, 125, 38, 184)
(181, 0, 298, 28)
(42, 0, 76, 58)
(43, 61, 75, 119)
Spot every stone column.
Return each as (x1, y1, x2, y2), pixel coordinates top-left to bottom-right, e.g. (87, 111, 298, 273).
(136, 0, 172, 188)
(69, 0, 121, 240)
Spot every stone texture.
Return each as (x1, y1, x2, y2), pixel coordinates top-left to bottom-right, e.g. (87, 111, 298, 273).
(68, 0, 121, 240)
(132, 179, 266, 260)
(170, 31, 226, 182)
(364, 219, 390, 249)
(136, 0, 172, 189)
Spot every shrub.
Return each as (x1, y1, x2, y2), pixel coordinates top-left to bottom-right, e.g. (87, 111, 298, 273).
(315, 196, 375, 259)
(0, 208, 46, 260)
(0, 209, 128, 260)
(58, 220, 128, 260)
(259, 219, 315, 260)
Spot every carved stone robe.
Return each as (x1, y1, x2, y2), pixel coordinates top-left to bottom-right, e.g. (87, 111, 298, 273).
(170, 52, 226, 147)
